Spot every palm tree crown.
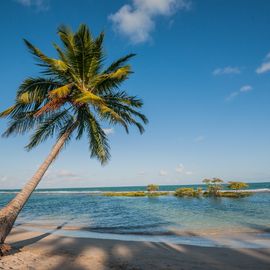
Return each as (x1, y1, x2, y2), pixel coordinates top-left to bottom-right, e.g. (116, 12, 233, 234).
(0, 24, 148, 164)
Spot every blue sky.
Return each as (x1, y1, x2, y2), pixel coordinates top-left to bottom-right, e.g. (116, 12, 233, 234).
(0, 0, 270, 188)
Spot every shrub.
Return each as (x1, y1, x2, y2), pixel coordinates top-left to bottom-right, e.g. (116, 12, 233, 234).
(103, 192, 146, 197)
(147, 184, 159, 192)
(174, 188, 202, 197)
(220, 191, 251, 198)
(103, 191, 169, 197)
(227, 181, 249, 190)
(202, 178, 224, 196)
(147, 192, 169, 197)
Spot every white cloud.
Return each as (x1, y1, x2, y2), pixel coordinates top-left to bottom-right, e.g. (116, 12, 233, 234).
(138, 171, 146, 175)
(16, 0, 49, 10)
(226, 91, 239, 101)
(240, 85, 252, 92)
(212, 66, 241, 76)
(256, 62, 270, 74)
(194, 135, 205, 143)
(56, 169, 78, 178)
(226, 85, 252, 101)
(256, 52, 270, 74)
(175, 164, 184, 173)
(159, 169, 168, 176)
(103, 128, 114, 135)
(175, 163, 194, 175)
(109, 0, 191, 44)
(44, 169, 80, 183)
(0, 176, 8, 182)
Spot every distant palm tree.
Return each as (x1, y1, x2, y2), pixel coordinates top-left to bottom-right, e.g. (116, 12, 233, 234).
(0, 24, 148, 250)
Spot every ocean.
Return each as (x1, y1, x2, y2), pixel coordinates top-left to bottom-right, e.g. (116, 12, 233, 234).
(0, 182, 270, 247)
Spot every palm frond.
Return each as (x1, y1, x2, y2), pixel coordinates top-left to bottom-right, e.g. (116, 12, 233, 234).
(24, 39, 68, 76)
(26, 110, 72, 150)
(102, 91, 144, 108)
(1, 103, 37, 120)
(85, 109, 110, 164)
(0, 105, 16, 118)
(104, 53, 136, 73)
(108, 102, 148, 125)
(2, 110, 47, 137)
(34, 97, 66, 117)
(75, 106, 88, 140)
(16, 77, 61, 106)
(57, 25, 75, 53)
(74, 91, 104, 104)
(1, 24, 147, 166)
(97, 104, 129, 133)
(52, 42, 68, 63)
(49, 84, 72, 99)
(90, 66, 132, 95)
(86, 31, 105, 82)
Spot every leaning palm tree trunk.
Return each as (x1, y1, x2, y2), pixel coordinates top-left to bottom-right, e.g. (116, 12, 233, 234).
(0, 25, 148, 255)
(0, 126, 73, 247)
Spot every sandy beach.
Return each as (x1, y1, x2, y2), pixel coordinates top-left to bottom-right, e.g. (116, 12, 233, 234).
(0, 226, 269, 270)
(1, 1, 270, 269)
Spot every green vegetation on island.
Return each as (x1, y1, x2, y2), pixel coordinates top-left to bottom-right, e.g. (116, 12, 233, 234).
(103, 184, 168, 197)
(227, 181, 249, 190)
(218, 191, 251, 198)
(103, 191, 146, 197)
(174, 187, 202, 197)
(174, 179, 251, 198)
(203, 178, 223, 197)
(203, 178, 251, 198)
(103, 180, 252, 198)
(147, 184, 159, 192)
(103, 191, 169, 197)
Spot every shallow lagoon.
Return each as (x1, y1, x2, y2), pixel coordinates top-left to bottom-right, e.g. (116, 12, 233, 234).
(1, 183, 269, 240)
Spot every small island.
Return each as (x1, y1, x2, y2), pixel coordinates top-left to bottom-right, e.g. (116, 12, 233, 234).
(103, 184, 169, 197)
(103, 179, 253, 198)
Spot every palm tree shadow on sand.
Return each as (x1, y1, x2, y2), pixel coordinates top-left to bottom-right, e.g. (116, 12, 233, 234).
(4, 221, 270, 270)
(10, 220, 72, 252)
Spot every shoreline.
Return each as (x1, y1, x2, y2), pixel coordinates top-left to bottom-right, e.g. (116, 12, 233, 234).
(1, 188, 269, 194)
(13, 223, 270, 249)
(1, 227, 270, 270)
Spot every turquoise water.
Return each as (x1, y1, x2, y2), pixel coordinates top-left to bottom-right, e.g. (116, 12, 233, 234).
(0, 182, 270, 246)
(1, 181, 269, 193)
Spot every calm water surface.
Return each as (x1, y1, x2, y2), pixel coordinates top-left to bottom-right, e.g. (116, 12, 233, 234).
(0, 183, 269, 238)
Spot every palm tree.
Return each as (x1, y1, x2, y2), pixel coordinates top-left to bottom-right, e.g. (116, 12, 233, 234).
(202, 178, 224, 196)
(0, 24, 148, 250)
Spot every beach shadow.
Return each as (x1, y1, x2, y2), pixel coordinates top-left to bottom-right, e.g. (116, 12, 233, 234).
(5, 213, 270, 269)
(11, 232, 52, 250)
(59, 239, 270, 269)
(241, 222, 270, 233)
(10, 220, 71, 250)
(5, 224, 270, 270)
